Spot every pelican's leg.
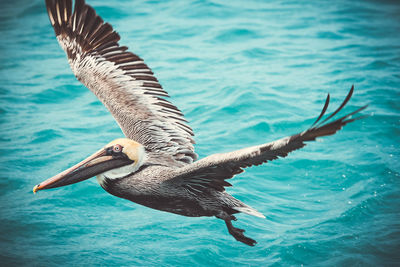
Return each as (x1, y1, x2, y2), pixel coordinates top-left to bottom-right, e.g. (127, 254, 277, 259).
(217, 212, 257, 246)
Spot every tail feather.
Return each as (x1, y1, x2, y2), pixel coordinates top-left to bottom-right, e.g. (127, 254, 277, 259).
(233, 206, 266, 218)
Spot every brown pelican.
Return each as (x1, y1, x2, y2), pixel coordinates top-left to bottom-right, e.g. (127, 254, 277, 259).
(34, 0, 367, 246)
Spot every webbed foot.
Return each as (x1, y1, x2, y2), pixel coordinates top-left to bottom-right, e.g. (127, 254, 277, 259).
(225, 218, 257, 246)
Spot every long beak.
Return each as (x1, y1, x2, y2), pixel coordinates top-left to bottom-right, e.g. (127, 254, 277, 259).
(33, 148, 133, 193)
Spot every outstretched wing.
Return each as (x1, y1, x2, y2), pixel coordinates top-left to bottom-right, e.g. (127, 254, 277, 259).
(168, 86, 367, 193)
(45, 0, 197, 164)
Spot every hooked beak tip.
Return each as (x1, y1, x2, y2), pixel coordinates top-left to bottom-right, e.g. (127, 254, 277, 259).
(33, 184, 40, 194)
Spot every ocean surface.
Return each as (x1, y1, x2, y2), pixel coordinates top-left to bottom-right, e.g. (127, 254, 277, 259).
(0, 0, 399, 266)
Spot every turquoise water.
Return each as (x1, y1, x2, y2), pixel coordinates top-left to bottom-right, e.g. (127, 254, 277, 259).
(1, 0, 399, 265)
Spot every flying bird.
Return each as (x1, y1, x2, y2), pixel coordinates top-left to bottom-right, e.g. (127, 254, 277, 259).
(34, 0, 367, 246)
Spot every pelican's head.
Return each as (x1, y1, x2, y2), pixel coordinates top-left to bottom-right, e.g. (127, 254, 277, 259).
(33, 138, 145, 193)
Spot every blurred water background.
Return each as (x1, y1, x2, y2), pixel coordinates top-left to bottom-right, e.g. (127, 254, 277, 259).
(0, 0, 399, 265)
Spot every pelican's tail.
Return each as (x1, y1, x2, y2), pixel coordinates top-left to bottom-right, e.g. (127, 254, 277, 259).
(233, 205, 266, 219)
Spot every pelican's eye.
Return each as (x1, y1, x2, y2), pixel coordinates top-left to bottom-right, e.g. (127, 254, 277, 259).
(113, 144, 123, 153)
